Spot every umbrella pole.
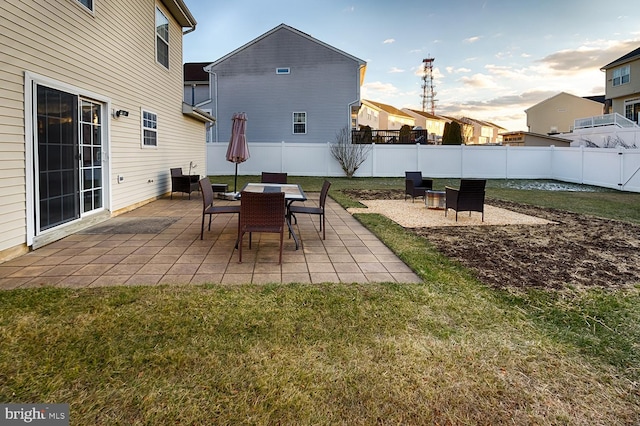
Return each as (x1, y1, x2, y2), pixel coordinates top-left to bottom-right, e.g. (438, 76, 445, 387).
(234, 163, 238, 193)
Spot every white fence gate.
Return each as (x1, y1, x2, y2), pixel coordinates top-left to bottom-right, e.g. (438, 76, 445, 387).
(207, 143, 640, 193)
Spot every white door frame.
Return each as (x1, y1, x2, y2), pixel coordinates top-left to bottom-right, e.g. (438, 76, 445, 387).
(24, 71, 112, 246)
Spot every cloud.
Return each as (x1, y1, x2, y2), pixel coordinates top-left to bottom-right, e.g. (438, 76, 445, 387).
(484, 64, 528, 80)
(464, 36, 480, 43)
(383, 38, 395, 44)
(536, 39, 640, 71)
(445, 66, 471, 75)
(495, 51, 512, 59)
(388, 67, 404, 73)
(459, 73, 497, 88)
(361, 81, 400, 98)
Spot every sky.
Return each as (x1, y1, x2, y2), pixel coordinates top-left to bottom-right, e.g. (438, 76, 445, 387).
(182, 0, 640, 131)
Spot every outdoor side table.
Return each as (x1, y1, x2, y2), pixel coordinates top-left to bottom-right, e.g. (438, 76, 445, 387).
(211, 183, 228, 193)
(426, 190, 446, 210)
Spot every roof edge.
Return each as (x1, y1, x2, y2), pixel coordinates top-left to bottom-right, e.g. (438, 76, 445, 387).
(205, 23, 366, 71)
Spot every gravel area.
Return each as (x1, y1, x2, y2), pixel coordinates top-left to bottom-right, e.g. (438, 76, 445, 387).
(347, 199, 553, 227)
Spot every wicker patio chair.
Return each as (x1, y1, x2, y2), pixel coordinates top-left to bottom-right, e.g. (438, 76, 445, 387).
(170, 168, 199, 199)
(405, 171, 433, 202)
(198, 178, 240, 240)
(238, 191, 286, 264)
(288, 180, 331, 240)
(261, 172, 288, 184)
(445, 179, 487, 221)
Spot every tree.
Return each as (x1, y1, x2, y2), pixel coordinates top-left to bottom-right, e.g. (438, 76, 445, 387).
(329, 126, 372, 178)
(399, 124, 411, 143)
(442, 122, 450, 144)
(443, 121, 463, 145)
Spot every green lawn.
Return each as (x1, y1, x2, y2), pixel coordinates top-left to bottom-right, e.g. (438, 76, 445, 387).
(1, 177, 639, 424)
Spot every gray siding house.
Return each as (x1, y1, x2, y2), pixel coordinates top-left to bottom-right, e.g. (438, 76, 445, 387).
(198, 24, 366, 144)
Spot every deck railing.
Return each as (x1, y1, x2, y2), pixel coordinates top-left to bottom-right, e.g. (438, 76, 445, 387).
(351, 129, 432, 144)
(574, 113, 639, 130)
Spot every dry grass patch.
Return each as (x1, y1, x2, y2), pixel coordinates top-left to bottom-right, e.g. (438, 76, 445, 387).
(1, 284, 638, 424)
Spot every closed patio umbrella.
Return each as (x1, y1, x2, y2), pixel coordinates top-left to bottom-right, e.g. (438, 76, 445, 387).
(226, 112, 250, 193)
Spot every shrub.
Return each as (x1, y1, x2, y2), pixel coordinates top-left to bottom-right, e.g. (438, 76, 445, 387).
(329, 127, 372, 178)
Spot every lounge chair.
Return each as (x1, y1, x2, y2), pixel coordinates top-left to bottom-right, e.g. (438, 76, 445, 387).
(170, 168, 199, 199)
(405, 171, 433, 202)
(445, 179, 487, 221)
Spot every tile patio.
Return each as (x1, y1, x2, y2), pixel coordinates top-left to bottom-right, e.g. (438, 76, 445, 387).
(0, 194, 422, 289)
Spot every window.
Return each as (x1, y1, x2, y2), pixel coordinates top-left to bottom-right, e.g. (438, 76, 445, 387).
(76, 0, 93, 12)
(613, 65, 630, 86)
(293, 112, 306, 134)
(276, 68, 290, 75)
(142, 110, 158, 147)
(156, 7, 169, 68)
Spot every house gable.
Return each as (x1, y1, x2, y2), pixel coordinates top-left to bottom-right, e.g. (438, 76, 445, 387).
(525, 92, 604, 134)
(202, 24, 366, 144)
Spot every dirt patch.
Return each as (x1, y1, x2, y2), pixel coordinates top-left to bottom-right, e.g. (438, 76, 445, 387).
(343, 189, 640, 290)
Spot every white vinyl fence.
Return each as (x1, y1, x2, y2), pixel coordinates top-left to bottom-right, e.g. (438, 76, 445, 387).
(207, 142, 640, 193)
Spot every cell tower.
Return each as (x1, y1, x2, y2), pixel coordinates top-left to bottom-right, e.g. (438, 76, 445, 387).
(421, 57, 436, 115)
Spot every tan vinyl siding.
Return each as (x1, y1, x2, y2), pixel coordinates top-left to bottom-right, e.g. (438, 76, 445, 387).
(0, 0, 205, 255)
(526, 92, 603, 134)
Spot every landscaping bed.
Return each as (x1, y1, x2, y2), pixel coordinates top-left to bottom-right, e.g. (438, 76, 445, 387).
(343, 189, 640, 290)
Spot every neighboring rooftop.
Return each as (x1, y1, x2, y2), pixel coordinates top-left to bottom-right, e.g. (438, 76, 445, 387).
(601, 46, 640, 70)
(363, 99, 413, 118)
(183, 62, 210, 82)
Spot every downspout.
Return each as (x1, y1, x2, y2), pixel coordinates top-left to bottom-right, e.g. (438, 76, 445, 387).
(211, 71, 218, 143)
(347, 63, 366, 133)
(203, 67, 219, 143)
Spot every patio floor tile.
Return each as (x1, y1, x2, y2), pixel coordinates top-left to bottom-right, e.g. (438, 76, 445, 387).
(0, 194, 421, 289)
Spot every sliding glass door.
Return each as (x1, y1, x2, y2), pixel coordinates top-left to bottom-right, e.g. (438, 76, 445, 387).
(35, 85, 104, 232)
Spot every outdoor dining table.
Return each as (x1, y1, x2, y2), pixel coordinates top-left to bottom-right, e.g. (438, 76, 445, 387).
(239, 183, 307, 250)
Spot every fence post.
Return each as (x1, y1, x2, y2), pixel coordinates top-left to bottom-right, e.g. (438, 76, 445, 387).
(580, 145, 585, 184)
(281, 141, 285, 172)
(619, 146, 625, 190)
(326, 141, 331, 177)
(371, 143, 376, 177)
(505, 145, 510, 179)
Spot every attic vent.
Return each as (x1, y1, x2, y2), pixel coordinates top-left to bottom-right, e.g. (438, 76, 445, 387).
(276, 67, 290, 75)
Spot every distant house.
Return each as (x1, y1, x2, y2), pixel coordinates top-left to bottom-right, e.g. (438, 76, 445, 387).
(525, 92, 604, 134)
(0, 0, 212, 262)
(197, 24, 366, 144)
(402, 109, 448, 143)
(459, 117, 506, 145)
(601, 46, 640, 124)
(501, 131, 571, 147)
(358, 100, 415, 130)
